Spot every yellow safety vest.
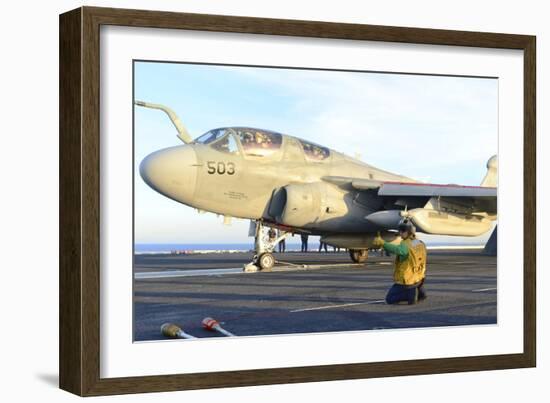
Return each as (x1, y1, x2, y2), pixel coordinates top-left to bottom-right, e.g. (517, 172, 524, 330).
(393, 238, 427, 285)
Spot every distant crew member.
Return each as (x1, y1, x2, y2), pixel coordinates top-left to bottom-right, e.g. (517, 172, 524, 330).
(300, 234, 309, 252)
(372, 218, 427, 305)
(277, 229, 286, 253)
(318, 241, 328, 253)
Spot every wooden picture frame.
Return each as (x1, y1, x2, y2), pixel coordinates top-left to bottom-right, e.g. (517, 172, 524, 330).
(59, 6, 536, 396)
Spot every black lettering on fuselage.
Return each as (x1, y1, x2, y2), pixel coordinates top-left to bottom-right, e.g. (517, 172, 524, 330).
(206, 161, 235, 175)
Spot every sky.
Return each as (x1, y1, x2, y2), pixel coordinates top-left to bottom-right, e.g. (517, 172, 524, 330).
(134, 61, 498, 244)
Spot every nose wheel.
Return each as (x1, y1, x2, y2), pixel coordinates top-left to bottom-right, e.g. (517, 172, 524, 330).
(258, 252, 275, 272)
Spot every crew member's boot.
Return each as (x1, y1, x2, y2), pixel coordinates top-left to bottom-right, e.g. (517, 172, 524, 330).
(418, 286, 427, 301)
(407, 287, 419, 305)
(417, 280, 427, 302)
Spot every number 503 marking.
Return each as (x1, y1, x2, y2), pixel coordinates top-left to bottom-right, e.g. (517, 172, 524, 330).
(207, 161, 236, 175)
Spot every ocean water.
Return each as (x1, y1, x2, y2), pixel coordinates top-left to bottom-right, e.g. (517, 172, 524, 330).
(135, 243, 302, 253)
(134, 240, 485, 254)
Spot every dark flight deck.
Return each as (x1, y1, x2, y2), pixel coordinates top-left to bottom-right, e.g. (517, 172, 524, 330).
(134, 250, 497, 341)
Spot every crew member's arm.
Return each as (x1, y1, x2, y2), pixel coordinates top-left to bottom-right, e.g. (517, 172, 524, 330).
(382, 241, 409, 261)
(372, 233, 409, 261)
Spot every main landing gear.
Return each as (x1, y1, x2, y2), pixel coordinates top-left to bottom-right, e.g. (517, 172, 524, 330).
(349, 249, 369, 263)
(249, 220, 290, 272)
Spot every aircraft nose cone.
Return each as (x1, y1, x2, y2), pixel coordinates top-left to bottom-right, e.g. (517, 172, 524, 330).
(140, 146, 198, 205)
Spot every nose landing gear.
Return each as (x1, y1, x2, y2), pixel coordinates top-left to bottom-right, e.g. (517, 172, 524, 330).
(258, 252, 276, 271)
(247, 220, 290, 272)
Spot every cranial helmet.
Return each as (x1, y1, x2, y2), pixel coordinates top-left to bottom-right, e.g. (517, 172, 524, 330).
(398, 217, 415, 234)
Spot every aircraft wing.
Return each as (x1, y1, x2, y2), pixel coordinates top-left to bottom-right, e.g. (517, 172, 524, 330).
(376, 181, 496, 198)
(322, 176, 497, 214)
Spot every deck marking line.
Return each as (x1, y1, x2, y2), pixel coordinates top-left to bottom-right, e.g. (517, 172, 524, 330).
(290, 299, 386, 313)
(471, 287, 497, 292)
(135, 268, 243, 279)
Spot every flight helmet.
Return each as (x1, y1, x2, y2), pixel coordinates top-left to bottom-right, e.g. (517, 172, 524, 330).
(398, 217, 415, 234)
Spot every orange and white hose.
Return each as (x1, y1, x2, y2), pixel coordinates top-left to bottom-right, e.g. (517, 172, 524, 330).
(202, 317, 236, 337)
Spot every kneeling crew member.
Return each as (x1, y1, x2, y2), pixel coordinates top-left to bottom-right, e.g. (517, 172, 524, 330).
(372, 218, 427, 305)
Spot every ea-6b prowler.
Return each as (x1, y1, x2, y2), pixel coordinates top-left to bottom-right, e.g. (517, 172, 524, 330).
(136, 101, 498, 271)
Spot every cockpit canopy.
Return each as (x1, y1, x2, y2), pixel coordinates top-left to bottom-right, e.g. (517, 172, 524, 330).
(195, 127, 283, 157)
(194, 127, 330, 160)
(297, 139, 330, 161)
(194, 128, 239, 154)
(234, 128, 282, 157)
(194, 128, 228, 145)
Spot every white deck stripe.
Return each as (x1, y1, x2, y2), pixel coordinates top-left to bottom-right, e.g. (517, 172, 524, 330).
(471, 287, 498, 292)
(426, 245, 484, 250)
(135, 268, 243, 279)
(290, 285, 497, 312)
(135, 262, 366, 279)
(290, 299, 386, 313)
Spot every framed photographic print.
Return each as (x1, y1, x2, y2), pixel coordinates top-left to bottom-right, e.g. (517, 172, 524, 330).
(59, 6, 536, 396)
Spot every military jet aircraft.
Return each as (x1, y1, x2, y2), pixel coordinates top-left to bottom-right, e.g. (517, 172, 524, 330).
(136, 101, 497, 271)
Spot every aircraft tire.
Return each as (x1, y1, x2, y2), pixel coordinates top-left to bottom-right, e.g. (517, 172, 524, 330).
(258, 252, 275, 272)
(349, 249, 368, 263)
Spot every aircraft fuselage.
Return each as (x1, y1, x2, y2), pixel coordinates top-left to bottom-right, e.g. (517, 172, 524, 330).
(139, 127, 413, 235)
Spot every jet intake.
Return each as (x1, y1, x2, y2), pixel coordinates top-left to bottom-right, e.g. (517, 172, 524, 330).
(272, 183, 324, 227)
